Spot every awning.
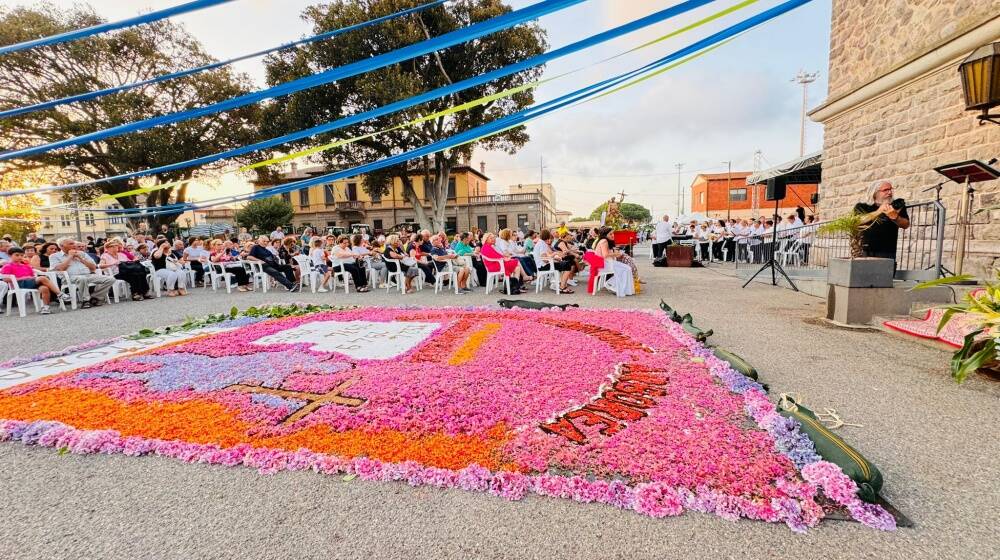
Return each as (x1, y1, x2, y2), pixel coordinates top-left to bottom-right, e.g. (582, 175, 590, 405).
(746, 150, 822, 185)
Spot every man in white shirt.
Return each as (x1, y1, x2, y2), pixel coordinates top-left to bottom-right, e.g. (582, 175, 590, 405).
(270, 226, 285, 241)
(49, 237, 114, 308)
(652, 214, 672, 260)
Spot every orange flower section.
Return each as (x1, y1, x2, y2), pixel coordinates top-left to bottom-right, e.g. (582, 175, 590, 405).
(0, 388, 515, 471)
(448, 322, 501, 366)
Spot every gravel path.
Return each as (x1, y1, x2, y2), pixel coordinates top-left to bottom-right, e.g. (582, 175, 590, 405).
(1, 256, 997, 560)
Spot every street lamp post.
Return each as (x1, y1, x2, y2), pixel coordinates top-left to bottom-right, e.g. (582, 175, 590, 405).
(792, 70, 819, 156)
(65, 164, 82, 240)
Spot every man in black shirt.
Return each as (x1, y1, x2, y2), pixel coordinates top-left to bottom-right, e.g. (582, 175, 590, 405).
(853, 180, 910, 260)
(248, 236, 299, 291)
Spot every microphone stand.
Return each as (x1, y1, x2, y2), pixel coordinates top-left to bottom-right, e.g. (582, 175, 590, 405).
(741, 197, 798, 291)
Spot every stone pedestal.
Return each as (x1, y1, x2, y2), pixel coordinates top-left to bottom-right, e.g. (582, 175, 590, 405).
(828, 257, 895, 288)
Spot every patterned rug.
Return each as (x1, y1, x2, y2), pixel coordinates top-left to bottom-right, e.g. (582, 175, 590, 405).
(0, 305, 893, 532)
(884, 290, 986, 347)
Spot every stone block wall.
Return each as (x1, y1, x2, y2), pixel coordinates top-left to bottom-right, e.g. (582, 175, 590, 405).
(818, 1, 1000, 278)
(828, 0, 1000, 100)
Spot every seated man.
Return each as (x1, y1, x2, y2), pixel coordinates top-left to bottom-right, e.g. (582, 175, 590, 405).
(429, 235, 470, 292)
(1, 248, 67, 314)
(49, 237, 114, 308)
(247, 236, 299, 292)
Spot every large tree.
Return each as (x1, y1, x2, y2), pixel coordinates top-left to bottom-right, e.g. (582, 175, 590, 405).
(259, 0, 547, 231)
(589, 201, 652, 224)
(234, 197, 293, 234)
(0, 5, 261, 230)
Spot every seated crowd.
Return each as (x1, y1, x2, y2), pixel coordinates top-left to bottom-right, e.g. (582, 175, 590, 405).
(0, 224, 645, 315)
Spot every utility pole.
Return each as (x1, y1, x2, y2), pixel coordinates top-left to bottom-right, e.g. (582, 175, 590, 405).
(539, 155, 544, 189)
(792, 70, 819, 157)
(723, 160, 733, 220)
(675, 163, 684, 216)
(752, 150, 763, 218)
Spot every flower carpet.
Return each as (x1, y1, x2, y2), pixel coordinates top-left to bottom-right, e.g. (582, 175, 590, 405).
(0, 306, 894, 531)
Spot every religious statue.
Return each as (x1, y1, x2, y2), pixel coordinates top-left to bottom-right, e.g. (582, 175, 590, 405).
(605, 195, 625, 230)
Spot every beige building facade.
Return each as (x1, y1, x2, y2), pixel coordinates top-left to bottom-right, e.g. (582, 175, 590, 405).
(36, 192, 129, 241)
(254, 165, 559, 234)
(810, 1, 1000, 278)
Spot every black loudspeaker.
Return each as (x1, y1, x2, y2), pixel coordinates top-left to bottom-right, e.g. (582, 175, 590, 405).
(765, 177, 787, 201)
(810, 193, 820, 205)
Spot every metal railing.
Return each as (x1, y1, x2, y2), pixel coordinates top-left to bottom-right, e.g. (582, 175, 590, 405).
(468, 193, 543, 204)
(732, 201, 946, 281)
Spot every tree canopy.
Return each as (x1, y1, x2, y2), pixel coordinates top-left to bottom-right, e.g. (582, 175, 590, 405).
(235, 197, 293, 234)
(0, 4, 261, 230)
(259, 0, 547, 230)
(589, 201, 652, 224)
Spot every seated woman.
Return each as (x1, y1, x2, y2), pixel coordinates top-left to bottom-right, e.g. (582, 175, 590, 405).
(182, 239, 209, 287)
(208, 239, 252, 292)
(383, 234, 420, 293)
(331, 235, 369, 292)
(429, 235, 471, 292)
(33, 242, 59, 271)
(99, 238, 150, 301)
(532, 229, 575, 293)
(279, 237, 301, 282)
(308, 238, 331, 292)
(594, 227, 634, 298)
(496, 228, 536, 279)
(1, 248, 65, 314)
(352, 234, 386, 289)
(408, 236, 437, 288)
(151, 241, 187, 297)
(481, 232, 530, 294)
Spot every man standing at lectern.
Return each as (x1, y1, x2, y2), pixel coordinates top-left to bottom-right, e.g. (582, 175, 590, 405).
(853, 180, 910, 262)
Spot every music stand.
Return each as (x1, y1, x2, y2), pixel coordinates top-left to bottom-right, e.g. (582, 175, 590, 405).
(741, 197, 799, 292)
(934, 159, 999, 275)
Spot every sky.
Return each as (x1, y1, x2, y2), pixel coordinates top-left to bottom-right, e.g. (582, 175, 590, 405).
(6, 0, 832, 217)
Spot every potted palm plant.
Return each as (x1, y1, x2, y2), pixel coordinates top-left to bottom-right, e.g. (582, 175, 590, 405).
(819, 210, 894, 288)
(914, 271, 1000, 383)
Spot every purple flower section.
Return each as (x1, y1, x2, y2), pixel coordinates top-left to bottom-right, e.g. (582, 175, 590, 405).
(250, 393, 305, 410)
(74, 350, 352, 393)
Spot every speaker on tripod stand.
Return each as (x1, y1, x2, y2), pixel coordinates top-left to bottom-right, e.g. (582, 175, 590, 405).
(742, 176, 799, 291)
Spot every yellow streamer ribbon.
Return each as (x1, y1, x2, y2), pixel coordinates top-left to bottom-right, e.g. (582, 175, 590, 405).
(81, 0, 760, 204)
(237, 0, 759, 173)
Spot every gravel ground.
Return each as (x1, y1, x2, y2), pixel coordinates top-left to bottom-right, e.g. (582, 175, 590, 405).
(1, 253, 997, 560)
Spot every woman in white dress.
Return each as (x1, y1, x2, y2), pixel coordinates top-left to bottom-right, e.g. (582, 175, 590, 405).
(594, 227, 634, 298)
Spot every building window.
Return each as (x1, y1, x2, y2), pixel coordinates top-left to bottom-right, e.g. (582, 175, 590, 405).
(477, 215, 488, 231)
(373, 219, 384, 232)
(730, 188, 748, 202)
(326, 221, 337, 228)
(281, 192, 291, 205)
(84, 213, 95, 226)
(447, 178, 456, 200)
(299, 189, 310, 208)
(497, 214, 508, 230)
(517, 214, 529, 229)
(370, 188, 381, 204)
(699, 192, 706, 205)
(346, 182, 358, 202)
(43, 217, 51, 229)
(324, 185, 336, 205)
(445, 216, 457, 234)
(60, 215, 71, 227)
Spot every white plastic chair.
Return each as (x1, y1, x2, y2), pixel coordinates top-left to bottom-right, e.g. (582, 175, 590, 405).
(206, 263, 235, 293)
(100, 268, 131, 303)
(330, 261, 353, 294)
(42, 270, 77, 310)
(777, 238, 803, 267)
(591, 266, 615, 296)
(482, 255, 512, 295)
(383, 258, 406, 294)
(141, 261, 163, 298)
(460, 255, 479, 288)
(247, 261, 271, 293)
(3, 274, 42, 317)
(433, 260, 458, 294)
(292, 255, 322, 293)
(536, 257, 560, 294)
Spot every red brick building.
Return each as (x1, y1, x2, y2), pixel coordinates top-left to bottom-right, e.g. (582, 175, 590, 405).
(689, 172, 818, 220)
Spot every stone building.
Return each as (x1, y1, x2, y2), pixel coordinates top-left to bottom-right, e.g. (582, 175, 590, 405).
(810, 0, 1000, 278)
(690, 171, 818, 220)
(253, 164, 558, 234)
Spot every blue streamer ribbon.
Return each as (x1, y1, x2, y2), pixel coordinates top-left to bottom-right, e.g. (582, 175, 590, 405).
(0, 0, 449, 120)
(5, 0, 715, 197)
(0, 0, 237, 56)
(0, 0, 587, 163)
(108, 0, 813, 219)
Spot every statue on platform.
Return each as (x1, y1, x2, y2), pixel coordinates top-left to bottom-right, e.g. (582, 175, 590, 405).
(605, 195, 625, 230)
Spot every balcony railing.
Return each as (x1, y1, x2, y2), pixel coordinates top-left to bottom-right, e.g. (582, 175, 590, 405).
(336, 200, 367, 211)
(468, 193, 543, 204)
